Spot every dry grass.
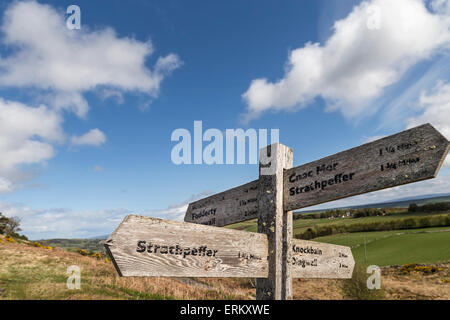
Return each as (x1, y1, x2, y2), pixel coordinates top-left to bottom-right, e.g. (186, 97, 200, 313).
(381, 264, 450, 300)
(0, 235, 448, 300)
(0, 235, 252, 300)
(292, 264, 449, 300)
(293, 278, 344, 300)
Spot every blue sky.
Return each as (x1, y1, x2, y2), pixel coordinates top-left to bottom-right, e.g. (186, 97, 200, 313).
(0, 0, 449, 239)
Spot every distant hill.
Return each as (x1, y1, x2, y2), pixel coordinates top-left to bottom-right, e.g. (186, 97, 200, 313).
(38, 238, 106, 253)
(381, 193, 450, 203)
(295, 193, 450, 215)
(87, 234, 110, 240)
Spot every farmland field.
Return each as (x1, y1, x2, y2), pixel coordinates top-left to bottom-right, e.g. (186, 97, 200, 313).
(228, 211, 450, 234)
(314, 227, 450, 266)
(227, 209, 450, 266)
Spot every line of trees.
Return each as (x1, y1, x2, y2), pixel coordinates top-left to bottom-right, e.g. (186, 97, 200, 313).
(0, 212, 27, 240)
(294, 201, 450, 221)
(408, 202, 450, 213)
(294, 208, 386, 220)
(295, 214, 450, 240)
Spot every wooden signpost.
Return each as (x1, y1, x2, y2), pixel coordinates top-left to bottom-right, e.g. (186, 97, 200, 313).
(107, 123, 449, 300)
(105, 215, 268, 278)
(184, 180, 259, 227)
(291, 239, 354, 279)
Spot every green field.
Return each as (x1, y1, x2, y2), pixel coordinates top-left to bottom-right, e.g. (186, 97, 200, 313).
(228, 211, 450, 234)
(227, 210, 450, 266)
(314, 227, 450, 266)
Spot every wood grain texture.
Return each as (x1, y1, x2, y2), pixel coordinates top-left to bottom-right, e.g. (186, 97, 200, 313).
(105, 215, 268, 278)
(284, 123, 450, 211)
(256, 143, 293, 300)
(291, 239, 354, 279)
(184, 180, 259, 227)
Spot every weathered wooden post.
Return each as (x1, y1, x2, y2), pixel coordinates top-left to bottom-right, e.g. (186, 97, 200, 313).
(257, 143, 293, 300)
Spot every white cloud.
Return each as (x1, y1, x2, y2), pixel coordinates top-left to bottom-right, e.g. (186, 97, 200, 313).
(406, 80, 450, 167)
(365, 135, 386, 143)
(0, 177, 13, 193)
(0, 191, 211, 239)
(0, 1, 181, 117)
(71, 128, 106, 147)
(99, 89, 124, 104)
(0, 202, 132, 239)
(242, 0, 450, 120)
(432, 0, 450, 14)
(0, 1, 180, 192)
(0, 98, 64, 191)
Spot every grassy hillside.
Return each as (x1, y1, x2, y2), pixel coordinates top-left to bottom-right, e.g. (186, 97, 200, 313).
(0, 232, 450, 300)
(2, 198, 448, 300)
(0, 235, 253, 300)
(0, 234, 448, 300)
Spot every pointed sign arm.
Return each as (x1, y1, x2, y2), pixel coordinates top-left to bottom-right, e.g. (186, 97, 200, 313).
(283, 123, 449, 211)
(106, 214, 268, 278)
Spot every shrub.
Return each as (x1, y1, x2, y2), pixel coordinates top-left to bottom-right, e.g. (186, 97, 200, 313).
(399, 263, 441, 275)
(296, 228, 315, 240)
(418, 217, 431, 228)
(402, 218, 417, 229)
(91, 252, 102, 259)
(342, 265, 385, 300)
(409, 202, 450, 213)
(77, 248, 88, 256)
(32, 241, 43, 247)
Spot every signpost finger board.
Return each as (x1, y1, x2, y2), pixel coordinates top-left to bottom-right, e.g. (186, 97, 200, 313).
(291, 239, 354, 279)
(184, 180, 259, 227)
(106, 214, 268, 278)
(284, 123, 449, 211)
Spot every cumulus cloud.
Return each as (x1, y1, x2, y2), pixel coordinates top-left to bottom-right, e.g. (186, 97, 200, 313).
(71, 128, 106, 147)
(432, 0, 450, 14)
(0, 1, 181, 117)
(0, 1, 180, 191)
(242, 0, 450, 120)
(365, 135, 386, 143)
(0, 202, 132, 239)
(407, 80, 450, 166)
(0, 98, 64, 191)
(0, 177, 14, 193)
(0, 191, 211, 239)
